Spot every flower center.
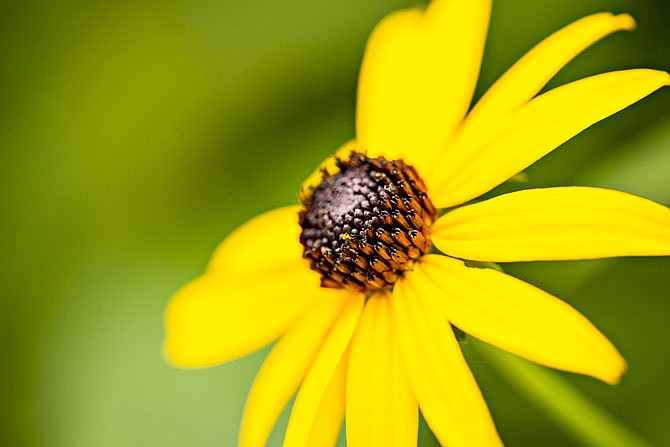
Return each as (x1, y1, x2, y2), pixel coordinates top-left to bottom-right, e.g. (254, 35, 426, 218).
(299, 152, 437, 292)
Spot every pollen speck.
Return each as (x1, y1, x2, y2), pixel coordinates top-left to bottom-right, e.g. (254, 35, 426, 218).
(298, 152, 437, 292)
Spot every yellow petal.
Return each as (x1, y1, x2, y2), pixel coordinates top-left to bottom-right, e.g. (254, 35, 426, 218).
(459, 13, 636, 139)
(208, 206, 304, 276)
(240, 295, 348, 447)
(163, 267, 326, 368)
(346, 293, 418, 447)
(284, 294, 365, 447)
(164, 205, 324, 368)
(416, 255, 627, 385)
(356, 8, 422, 164)
(432, 187, 670, 261)
(392, 276, 501, 447)
(357, 0, 491, 179)
(431, 69, 670, 207)
(306, 348, 348, 447)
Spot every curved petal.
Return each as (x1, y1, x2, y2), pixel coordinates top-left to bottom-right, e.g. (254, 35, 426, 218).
(284, 294, 365, 447)
(165, 206, 324, 368)
(431, 69, 670, 207)
(432, 187, 670, 261)
(416, 255, 627, 384)
(456, 13, 636, 141)
(163, 266, 326, 368)
(207, 206, 304, 275)
(306, 350, 348, 447)
(392, 276, 501, 446)
(357, 0, 491, 178)
(239, 295, 348, 447)
(346, 293, 418, 447)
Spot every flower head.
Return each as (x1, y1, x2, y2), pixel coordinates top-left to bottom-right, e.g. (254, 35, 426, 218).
(164, 1, 670, 445)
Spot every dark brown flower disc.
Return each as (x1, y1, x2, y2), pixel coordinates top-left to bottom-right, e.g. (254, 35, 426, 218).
(299, 152, 437, 292)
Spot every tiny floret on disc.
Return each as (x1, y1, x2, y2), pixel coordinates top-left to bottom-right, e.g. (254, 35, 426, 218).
(299, 152, 437, 292)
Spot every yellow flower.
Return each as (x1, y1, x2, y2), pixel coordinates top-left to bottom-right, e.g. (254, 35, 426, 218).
(163, 1, 670, 446)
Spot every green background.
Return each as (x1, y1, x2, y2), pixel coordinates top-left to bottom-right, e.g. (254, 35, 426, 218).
(2, 0, 668, 445)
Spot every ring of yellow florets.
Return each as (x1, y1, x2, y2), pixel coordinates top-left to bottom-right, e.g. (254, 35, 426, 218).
(299, 152, 437, 292)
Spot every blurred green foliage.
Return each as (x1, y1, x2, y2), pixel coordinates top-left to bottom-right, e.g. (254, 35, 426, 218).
(1, 0, 668, 446)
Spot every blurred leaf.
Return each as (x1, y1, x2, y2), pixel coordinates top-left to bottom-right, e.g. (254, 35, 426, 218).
(473, 340, 650, 447)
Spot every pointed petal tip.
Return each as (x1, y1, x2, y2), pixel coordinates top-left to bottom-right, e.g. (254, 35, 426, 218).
(614, 13, 636, 31)
(645, 68, 670, 87)
(602, 355, 628, 386)
(588, 346, 627, 386)
(641, 69, 670, 88)
(661, 71, 670, 87)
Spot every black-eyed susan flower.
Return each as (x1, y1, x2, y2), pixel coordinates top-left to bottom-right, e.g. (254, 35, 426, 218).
(164, 1, 670, 445)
